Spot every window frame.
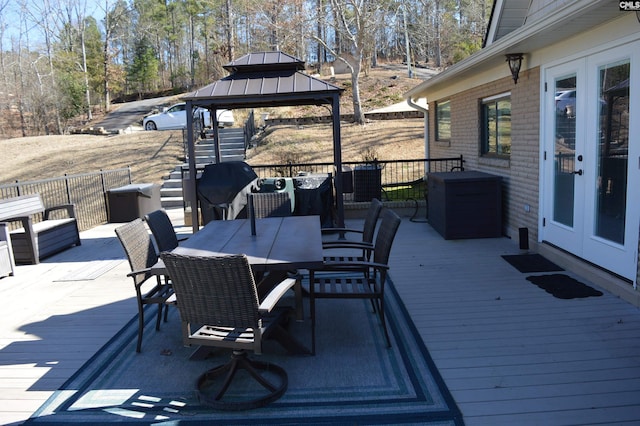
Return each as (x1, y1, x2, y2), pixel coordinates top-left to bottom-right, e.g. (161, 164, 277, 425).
(435, 99, 451, 141)
(480, 92, 511, 158)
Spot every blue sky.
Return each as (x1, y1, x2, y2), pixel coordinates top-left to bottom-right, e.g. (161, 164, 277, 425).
(1, 0, 105, 49)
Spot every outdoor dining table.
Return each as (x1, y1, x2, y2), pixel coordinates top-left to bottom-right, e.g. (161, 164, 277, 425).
(153, 215, 324, 274)
(151, 215, 323, 354)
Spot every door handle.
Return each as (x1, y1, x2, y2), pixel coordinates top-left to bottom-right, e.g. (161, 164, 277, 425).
(573, 169, 583, 176)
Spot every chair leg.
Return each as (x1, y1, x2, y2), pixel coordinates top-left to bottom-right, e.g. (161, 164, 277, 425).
(196, 350, 288, 410)
(155, 303, 163, 331)
(309, 272, 316, 356)
(136, 308, 144, 353)
(163, 302, 169, 322)
(294, 277, 303, 321)
(378, 296, 391, 348)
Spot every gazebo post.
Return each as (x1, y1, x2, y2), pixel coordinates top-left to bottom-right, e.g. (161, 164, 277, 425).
(185, 100, 199, 233)
(332, 95, 345, 228)
(211, 108, 221, 162)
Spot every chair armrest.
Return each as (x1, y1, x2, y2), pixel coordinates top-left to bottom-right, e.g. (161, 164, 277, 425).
(126, 267, 152, 278)
(322, 241, 373, 250)
(259, 277, 297, 313)
(321, 227, 363, 235)
(3, 216, 30, 227)
(44, 204, 77, 219)
(315, 259, 389, 272)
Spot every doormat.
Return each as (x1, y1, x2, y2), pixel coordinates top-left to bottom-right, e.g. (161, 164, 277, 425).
(501, 253, 564, 273)
(526, 274, 603, 299)
(26, 276, 464, 425)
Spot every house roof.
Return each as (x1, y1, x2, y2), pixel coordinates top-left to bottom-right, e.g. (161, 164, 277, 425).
(484, 0, 529, 47)
(406, 0, 622, 100)
(183, 51, 343, 109)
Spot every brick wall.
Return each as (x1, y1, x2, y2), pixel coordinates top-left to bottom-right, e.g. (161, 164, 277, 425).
(428, 67, 541, 247)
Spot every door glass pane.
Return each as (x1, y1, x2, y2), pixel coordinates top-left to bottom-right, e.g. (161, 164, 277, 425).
(553, 75, 577, 226)
(595, 61, 629, 244)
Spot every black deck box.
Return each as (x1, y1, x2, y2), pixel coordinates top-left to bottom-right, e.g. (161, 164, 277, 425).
(107, 183, 161, 223)
(427, 171, 502, 239)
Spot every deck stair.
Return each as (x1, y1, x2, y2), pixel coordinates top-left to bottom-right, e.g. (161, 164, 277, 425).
(160, 127, 247, 208)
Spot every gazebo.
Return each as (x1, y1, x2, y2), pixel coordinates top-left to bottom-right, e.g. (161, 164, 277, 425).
(182, 51, 345, 233)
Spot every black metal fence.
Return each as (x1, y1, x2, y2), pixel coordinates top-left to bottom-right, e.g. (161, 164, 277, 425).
(251, 156, 464, 201)
(0, 168, 132, 231)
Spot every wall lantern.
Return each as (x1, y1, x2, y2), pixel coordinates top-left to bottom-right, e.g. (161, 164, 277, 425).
(505, 53, 523, 84)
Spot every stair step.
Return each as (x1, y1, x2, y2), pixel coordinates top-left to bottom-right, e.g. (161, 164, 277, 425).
(161, 187, 183, 197)
(161, 197, 185, 208)
(162, 178, 183, 188)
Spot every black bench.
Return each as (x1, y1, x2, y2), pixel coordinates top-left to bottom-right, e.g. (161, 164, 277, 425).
(0, 194, 81, 264)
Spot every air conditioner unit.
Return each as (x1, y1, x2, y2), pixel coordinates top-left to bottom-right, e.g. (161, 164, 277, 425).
(257, 177, 295, 212)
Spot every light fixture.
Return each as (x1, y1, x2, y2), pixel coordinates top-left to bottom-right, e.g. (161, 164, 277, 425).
(505, 53, 523, 84)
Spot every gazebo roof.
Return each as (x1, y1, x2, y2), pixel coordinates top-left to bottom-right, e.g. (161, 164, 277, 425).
(183, 51, 343, 108)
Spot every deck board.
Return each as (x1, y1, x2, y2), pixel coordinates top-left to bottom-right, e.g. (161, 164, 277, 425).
(389, 218, 640, 425)
(1, 209, 640, 425)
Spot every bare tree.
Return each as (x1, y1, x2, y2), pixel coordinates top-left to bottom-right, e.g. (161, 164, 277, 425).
(65, 0, 92, 120)
(20, 0, 65, 134)
(225, 0, 234, 61)
(100, 0, 121, 111)
(313, 0, 386, 124)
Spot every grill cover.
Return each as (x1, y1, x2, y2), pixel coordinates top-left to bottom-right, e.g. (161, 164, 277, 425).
(197, 162, 259, 222)
(293, 174, 334, 228)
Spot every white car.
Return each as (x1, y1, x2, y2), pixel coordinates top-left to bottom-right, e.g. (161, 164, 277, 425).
(143, 103, 234, 130)
(555, 90, 576, 117)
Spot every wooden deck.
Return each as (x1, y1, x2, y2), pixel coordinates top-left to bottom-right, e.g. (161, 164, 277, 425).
(1, 208, 639, 425)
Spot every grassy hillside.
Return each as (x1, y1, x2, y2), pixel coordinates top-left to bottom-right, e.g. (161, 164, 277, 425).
(1, 66, 427, 185)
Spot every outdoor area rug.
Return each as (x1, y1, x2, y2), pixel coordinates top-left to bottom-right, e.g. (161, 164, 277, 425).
(526, 273, 604, 299)
(501, 253, 564, 273)
(26, 276, 463, 425)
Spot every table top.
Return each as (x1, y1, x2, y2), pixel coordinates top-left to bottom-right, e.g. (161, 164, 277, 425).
(164, 215, 324, 273)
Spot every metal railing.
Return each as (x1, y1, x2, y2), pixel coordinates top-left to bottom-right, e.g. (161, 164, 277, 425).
(251, 156, 464, 201)
(0, 168, 132, 231)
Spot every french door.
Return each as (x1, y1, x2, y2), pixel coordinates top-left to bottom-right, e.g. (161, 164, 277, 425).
(542, 44, 639, 281)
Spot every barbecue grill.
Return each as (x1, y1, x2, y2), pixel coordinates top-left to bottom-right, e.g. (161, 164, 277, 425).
(196, 162, 259, 223)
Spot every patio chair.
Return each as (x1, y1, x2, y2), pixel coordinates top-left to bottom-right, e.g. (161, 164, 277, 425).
(309, 208, 401, 355)
(160, 252, 298, 410)
(144, 209, 188, 252)
(115, 219, 174, 353)
(247, 192, 293, 219)
(321, 198, 383, 262)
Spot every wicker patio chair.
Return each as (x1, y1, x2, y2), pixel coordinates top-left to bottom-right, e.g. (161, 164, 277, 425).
(309, 208, 401, 355)
(321, 198, 383, 262)
(115, 219, 173, 353)
(247, 192, 293, 219)
(144, 209, 188, 252)
(160, 252, 299, 410)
